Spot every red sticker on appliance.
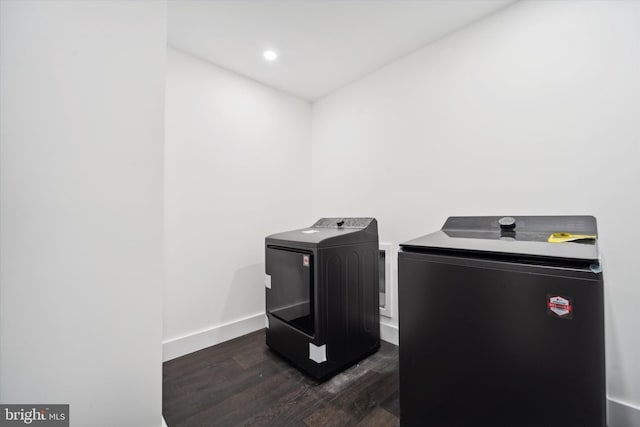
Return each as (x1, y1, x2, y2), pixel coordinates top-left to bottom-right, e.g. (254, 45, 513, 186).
(303, 255, 310, 267)
(547, 295, 573, 319)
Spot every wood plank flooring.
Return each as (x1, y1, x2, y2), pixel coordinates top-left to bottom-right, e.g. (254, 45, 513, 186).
(163, 329, 399, 427)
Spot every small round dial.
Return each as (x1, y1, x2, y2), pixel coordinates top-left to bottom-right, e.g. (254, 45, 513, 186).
(498, 217, 516, 229)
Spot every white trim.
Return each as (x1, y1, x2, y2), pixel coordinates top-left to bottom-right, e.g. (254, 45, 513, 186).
(608, 396, 640, 427)
(380, 321, 399, 345)
(379, 242, 395, 319)
(162, 416, 168, 427)
(162, 312, 265, 361)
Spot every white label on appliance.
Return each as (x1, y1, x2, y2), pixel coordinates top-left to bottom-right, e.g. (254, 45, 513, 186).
(302, 229, 319, 234)
(309, 343, 327, 364)
(265, 274, 271, 289)
(549, 296, 570, 316)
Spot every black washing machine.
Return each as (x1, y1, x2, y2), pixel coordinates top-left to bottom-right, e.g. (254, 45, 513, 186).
(265, 217, 380, 380)
(398, 216, 605, 427)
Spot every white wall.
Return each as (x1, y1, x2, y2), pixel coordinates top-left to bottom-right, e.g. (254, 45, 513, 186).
(312, 0, 640, 422)
(0, 1, 166, 426)
(163, 48, 312, 360)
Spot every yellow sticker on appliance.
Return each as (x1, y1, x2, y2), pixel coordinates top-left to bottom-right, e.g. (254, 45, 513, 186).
(548, 232, 597, 243)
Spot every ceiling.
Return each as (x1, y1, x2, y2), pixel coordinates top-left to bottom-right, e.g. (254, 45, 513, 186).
(167, 0, 515, 101)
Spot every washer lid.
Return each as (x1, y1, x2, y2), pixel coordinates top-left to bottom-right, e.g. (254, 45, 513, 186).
(400, 216, 599, 262)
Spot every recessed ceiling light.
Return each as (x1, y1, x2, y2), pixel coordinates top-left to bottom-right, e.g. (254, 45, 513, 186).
(263, 50, 278, 62)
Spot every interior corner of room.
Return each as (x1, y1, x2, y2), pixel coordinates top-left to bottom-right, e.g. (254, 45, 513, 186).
(1, 0, 640, 426)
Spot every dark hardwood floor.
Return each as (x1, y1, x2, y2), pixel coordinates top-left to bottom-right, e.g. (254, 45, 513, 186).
(163, 329, 400, 427)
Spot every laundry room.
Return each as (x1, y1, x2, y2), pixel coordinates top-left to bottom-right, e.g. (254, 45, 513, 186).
(1, 1, 639, 426)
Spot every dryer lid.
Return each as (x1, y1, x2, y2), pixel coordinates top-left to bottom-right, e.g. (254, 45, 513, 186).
(266, 217, 378, 248)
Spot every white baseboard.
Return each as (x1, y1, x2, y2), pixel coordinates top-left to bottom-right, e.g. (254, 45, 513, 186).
(608, 397, 640, 427)
(380, 322, 399, 346)
(164, 315, 397, 361)
(162, 312, 265, 362)
(162, 416, 168, 427)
